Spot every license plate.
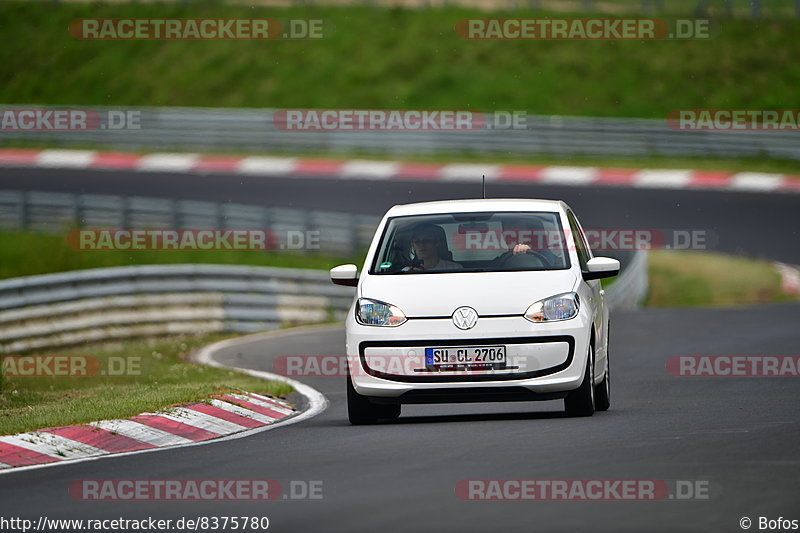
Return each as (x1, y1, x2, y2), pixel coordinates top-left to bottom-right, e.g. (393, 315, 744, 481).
(425, 346, 507, 367)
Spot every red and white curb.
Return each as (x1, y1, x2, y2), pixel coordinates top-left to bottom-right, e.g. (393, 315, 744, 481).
(0, 392, 295, 471)
(0, 326, 331, 474)
(1, 148, 799, 193)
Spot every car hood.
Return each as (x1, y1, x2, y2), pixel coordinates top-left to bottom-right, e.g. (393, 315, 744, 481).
(359, 270, 578, 317)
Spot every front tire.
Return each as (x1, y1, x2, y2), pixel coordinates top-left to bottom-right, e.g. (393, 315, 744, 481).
(347, 372, 400, 424)
(594, 355, 610, 412)
(564, 343, 595, 417)
(347, 372, 379, 425)
(595, 321, 611, 411)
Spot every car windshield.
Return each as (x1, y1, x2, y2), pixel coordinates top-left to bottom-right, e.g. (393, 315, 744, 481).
(370, 211, 570, 274)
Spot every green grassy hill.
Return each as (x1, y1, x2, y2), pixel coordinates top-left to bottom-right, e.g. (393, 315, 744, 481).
(1, 2, 798, 117)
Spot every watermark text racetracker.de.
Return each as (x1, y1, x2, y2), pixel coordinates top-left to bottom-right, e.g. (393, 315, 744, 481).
(0, 479, 326, 531)
(275, 109, 488, 131)
(273, 354, 577, 377)
(69, 479, 323, 501)
(274, 109, 722, 134)
(69, 18, 329, 40)
(451, 228, 711, 252)
(1, 355, 141, 378)
(667, 356, 800, 377)
(274, 354, 524, 377)
(68, 229, 320, 251)
(456, 18, 712, 40)
(455, 479, 712, 500)
(274, 109, 536, 131)
(667, 109, 800, 131)
(275, 354, 531, 377)
(1, 108, 140, 131)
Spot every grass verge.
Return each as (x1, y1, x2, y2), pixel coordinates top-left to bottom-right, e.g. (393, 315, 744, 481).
(0, 2, 798, 118)
(0, 229, 362, 280)
(0, 333, 293, 436)
(646, 250, 798, 307)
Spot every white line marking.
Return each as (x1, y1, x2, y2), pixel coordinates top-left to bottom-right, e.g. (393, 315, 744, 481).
(36, 150, 96, 168)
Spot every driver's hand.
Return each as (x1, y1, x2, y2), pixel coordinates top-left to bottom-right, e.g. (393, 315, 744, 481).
(512, 244, 531, 255)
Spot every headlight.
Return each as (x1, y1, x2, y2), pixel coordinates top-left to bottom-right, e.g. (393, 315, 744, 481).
(356, 298, 407, 327)
(524, 292, 580, 322)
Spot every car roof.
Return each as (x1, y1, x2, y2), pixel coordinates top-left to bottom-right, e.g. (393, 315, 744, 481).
(385, 198, 569, 217)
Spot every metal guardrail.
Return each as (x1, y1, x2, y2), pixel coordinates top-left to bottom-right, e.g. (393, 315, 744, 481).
(0, 190, 381, 257)
(0, 251, 646, 353)
(604, 249, 648, 310)
(0, 264, 356, 353)
(2, 106, 798, 160)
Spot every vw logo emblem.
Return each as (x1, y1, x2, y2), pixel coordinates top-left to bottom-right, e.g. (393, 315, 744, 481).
(452, 306, 478, 330)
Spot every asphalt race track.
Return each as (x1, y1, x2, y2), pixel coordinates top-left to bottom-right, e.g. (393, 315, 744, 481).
(1, 306, 799, 532)
(0, 168, 799, 532)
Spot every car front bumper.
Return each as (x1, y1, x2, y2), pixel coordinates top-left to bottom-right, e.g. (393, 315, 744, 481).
(346, 309, 592, 400)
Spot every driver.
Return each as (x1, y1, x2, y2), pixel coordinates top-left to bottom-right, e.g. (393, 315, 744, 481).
(494, 216, 559, 266)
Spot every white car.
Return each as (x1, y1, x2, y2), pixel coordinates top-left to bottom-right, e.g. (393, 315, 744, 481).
(330, 199, 619, 424)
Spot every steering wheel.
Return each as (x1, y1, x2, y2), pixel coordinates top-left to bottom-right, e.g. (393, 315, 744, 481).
(498, 251, 547, 269)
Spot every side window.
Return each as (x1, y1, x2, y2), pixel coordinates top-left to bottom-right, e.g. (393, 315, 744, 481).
(566, 210, 591, 270)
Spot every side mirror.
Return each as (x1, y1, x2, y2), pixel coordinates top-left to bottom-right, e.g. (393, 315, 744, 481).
(583, 257, 620, 281)
(330, 264, 359, 287)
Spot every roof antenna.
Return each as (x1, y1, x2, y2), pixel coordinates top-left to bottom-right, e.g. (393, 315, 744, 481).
(482, 174, 486, 199)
